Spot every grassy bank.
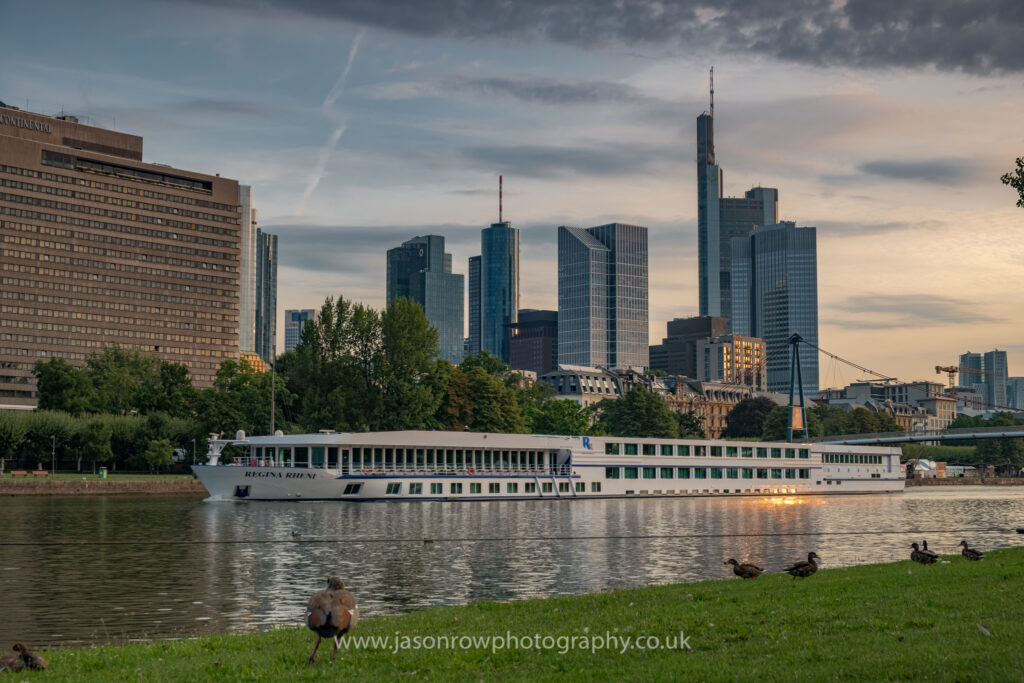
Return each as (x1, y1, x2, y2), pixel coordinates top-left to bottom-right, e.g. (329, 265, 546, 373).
(36, 546, 1024, 680)
(0, 473, 205, 496)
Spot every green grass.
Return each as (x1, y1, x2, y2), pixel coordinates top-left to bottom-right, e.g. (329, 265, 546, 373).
(2, 472, 194, 482)
(900, 444, 976, 461)
(41, 547, 1024, 681)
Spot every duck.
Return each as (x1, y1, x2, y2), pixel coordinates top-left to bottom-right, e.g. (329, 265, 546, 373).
(921, 540, 940, 562)
(0, 647, 23, 674)
(0, 643, 47, 672)
(306, 577, 358, 665)
(958, 540, 984, 561)
(1016, 527, 1024, 535)
(783, 552, 820, 579)
(910, 542, 938, 564)
(724, 558, 764, 579)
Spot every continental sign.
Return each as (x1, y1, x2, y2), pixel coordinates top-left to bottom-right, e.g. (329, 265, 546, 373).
(0, 113, 52, 133)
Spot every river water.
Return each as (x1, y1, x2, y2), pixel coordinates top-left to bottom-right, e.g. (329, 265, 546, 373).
(2, 487, 1023, 647)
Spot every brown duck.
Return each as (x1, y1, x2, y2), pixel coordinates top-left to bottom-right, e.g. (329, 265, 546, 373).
(306, 577, 359, 665)
(724, 558, 764, 579)
(958, 540, 984, 561)
(783, 552, 820, 579)
(910, 542, 938, 564)
(0, 643, 47, 672)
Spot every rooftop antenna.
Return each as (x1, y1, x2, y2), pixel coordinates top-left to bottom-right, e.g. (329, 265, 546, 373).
(499, 174, 503, 223)
(709, 66, 714, 118)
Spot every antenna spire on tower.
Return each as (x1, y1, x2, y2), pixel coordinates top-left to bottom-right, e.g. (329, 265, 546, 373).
(499, 174, 503, 223)
(710, 66, 714, 117)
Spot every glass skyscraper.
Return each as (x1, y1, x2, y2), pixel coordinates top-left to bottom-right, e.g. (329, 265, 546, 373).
(731, 222, 818, 396)
(557, 223, 648, 370)
(284, 309, 317, 352)
(254, 229, 277, 367)
(386, 235, 465, 364)
(959, 349, 1009, 407)
(467, 255, 481, 357)
(479, 222, 519, 363)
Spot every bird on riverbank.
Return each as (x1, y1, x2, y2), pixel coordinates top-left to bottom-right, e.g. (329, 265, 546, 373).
(724, 558, 763, 579)
(783, 552, 820, 579)
(959, 540, 984, 561)
(0, 648, 23, 673)
(306, 577, 358, 665)
(910, 543, 938, 565)
(0, 643, 47, 672)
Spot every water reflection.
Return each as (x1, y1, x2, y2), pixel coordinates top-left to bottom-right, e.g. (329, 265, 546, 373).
(2, 488, 1023, 647)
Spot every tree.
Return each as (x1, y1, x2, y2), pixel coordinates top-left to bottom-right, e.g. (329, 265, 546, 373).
(1001, 157, 1024, 208)
(594, 386, 679, 438)
(137, 438, 174, 473)
(674, 411, 706, 438)
(84, 345, 162, 415)
(465, 367, 526, 433)
(722, 397, 777, 438)
(761, 405, 823, 441)
(80, 419, 114, 473)
(199, 360, 294, 437)
(378, 298, 441, 430)
(0, 411, 28, 471)
(529, 399, 598, 436)
(460, 351, 508, 376)
(33, 358, 96, 415)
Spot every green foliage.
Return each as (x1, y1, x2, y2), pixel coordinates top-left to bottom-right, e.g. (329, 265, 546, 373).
(200, 360, 293, 437)
(1001, 156, 1024, 208)
(378, 298, 442, 430)
(464, 367, 526, 433)
(528, 398, 599, 436)
(137, 438, 174, 472)
(899, 444, 975, 463)
(761, 405, 823, 441)
(459, 351, 508, 376)
(0, 410, 29, 463)
(722, 397, 777, 438)
(80, 419, 114, 468)
(595, 386, 679, 438)
(33, 358, 97, 415)
(674, 411, 706, 438)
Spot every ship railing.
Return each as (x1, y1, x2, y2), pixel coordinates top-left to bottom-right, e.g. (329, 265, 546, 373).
(338, 464, 566, 476)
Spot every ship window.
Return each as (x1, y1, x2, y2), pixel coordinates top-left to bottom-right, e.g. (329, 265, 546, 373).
(710, 446, 722, 457)
(785, 469, 796, 479)
(742, 447, 753, 458)
(312, 447, 325, 468)
(430, 483, 442, 494)
(643, 467, 656, 479)
(374, 448, 383, 468)
(455, 450, 464, 469)
(624, 467, 638, 480)
(642, 444, 656, 456)
(328, 448, 339, 469)
(605, 442, 619, 455)
(409, 483, 423, 494)
(798, 469, 810, 479)
(507, 482, 518, 493)
(525, 483, 536, 493)
(542, 482, 553, 493)
(677, 445, 690, 456)
(591, 482, 601, 492)
(660, 468, 674, 479)
(694, 446, 706, 456)
(694, 468, 707, 479)
(726, 447, 738, 457)
(385, 448, 394, 467)
(575, 482, 584, 492)
(727, 468, 738, 479)
(785, 449, 796, 459)
(450, 483, 462, 494)
(605, 467, 620, 479)
(489, 483, 500, 493)
(742, 468, 753, 479)
(386, 483, 401, 495)
(757, 469, 769, 479)
(757, 448, 768, 458)
(771, 448, 782, 458)
(624, 443, 638, 455)
(559, 482, 569, 493)
(711, 468, 723, 479)
(343, 483, 362, 495)
(661, 445, 673, 455)
(294, 447, 308, 467)
(771, 469, 783, 479)
(678, 468, 691, 479)
(799, 449, 810, 459)
(470, 483, 481, 494)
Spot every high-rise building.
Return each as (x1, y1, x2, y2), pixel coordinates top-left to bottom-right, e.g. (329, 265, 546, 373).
(509, 309, 558, 376)
(731, 221, 819, 396)
(386, 235, 465, 363)
(466, 255, 481, 357)
(479, 222, 519, 363)
(238, 185, 258, 354)
(695, 335, 767, 390)
(255, 229, 277, 367)
(284, 309, 317, 352)
(557, 223, 648, 370)
(959, 349, 1009, 408)
(1008, 377, 1024, 410)
(0, 103, 242, 408)
(696, 96, 778, 330)
(649, 316, 728, 377)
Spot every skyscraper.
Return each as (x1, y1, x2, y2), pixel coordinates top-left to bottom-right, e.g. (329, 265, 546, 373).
(284, 309, 317, 352)
(238, 185, 259, 355)
(696, 83, 778, 330)
(480, 221, 519, 363)
(731, 221, 819, 396)
(386, 235, 465, 363)
(254, 229, 277, 367)
(558, 223, 648, 370)
(466, 255, 481, 357)
(510, 309, 558, 376)
(959, 349, 1009, 407)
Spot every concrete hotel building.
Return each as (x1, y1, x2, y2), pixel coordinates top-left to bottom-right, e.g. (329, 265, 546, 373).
(0, 103, 242, 408)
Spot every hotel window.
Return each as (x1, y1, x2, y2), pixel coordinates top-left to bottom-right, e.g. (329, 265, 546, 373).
(489, 483, 500, 494)
(605, 442, 619, 455)
(470, 483, 481, 494)
(450, 483, 463, 494)
(678, 468, 691, 479)
(643, 467, 657, 479)
(756, 448, 768, 458)
(677, 445, 690, 456)
(409, 483, 423, 494)
(605, 467, 620, 479)
(660, 468, 674, 479)
(710, 446, 722, 457)
(742, 468, 754, 479)
(385, 483, 402, 495)
(507, 483, 518, 493)
(624, 443, 638, 455)
(771, 469, 783, 479)
(575, 482, 585, 492)
(694, 468, 707, 479)
(711, 468, 723, 479)
(591, 482, 601, 492)
(742, 447, 753, 458)
(430, 483, 442, 494)
(661, 445, 673, 456)
(624, 467, 639, 480)
(727, 468, 739, 479)
(542, 482, 553, 493)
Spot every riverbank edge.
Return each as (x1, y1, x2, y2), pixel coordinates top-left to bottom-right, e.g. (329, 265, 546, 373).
(38, 545, 1024, 680)
(905, 477, 1024, 486)
(0, 478, 206, 496)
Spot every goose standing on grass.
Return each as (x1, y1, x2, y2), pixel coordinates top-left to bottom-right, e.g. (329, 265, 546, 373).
(910, 543, 938, 565)
(783, 552, 820, 579)
(724, 558, 764, 579)
(306, 577, 358, 665)
(959, 540, 984, 561)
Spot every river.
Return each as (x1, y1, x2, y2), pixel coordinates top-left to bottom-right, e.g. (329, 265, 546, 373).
(2, 488, 1023, 647)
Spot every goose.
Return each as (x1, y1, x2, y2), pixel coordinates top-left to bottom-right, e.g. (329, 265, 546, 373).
(783, 552, 820, 579)
(910, 542, 938, 564)
(306, 577, 358, 665)
(724, 558, 764, 579)
(958, 540, 984, 561)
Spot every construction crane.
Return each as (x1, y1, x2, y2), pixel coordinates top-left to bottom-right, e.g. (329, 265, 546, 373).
(935, 365, 958, 398)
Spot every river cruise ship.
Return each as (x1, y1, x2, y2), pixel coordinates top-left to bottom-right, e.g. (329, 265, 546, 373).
(192, 430, 904, 501)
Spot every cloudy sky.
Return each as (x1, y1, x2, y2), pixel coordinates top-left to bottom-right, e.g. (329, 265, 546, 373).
(1, 0, 1022, 389)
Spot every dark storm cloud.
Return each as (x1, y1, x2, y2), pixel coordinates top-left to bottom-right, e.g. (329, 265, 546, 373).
(831, 294, 1003, 329)
(461, 143, 678, 178)
(443, 76, 647, 106)
(190, 0, 1024, 73)
(857, 159, 978, 185)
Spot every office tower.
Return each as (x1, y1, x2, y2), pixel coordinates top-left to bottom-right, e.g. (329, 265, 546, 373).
(255, 229, 277, 367)
(731, 221, 819, 396)
(466, 255, 481, 357)
(386, 235, 465, 363)
(1008, 377, 1024, 410)
(649, 315, 728, 377)
(959, 350, 1009, 407)
(557, 223, 648, 370)
(696, 79, 778, 330)
(509, 309, 558, 376)
(695, 335, 767, 390)
(284, 309, 317, 352)
(238, 185, 258, 354)
(0, 103, 241, 408)
(480, 221, 519, 363)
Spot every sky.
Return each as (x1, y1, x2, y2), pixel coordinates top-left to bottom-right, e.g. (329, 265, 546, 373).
(1, 0, 1022, 390)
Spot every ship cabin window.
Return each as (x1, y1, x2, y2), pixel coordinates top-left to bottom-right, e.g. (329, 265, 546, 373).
(624, 467, 639, 480)
(455, 450, 464, 469)
(605, 467, 620, 479)
(771, 469, 783, 479)
(742, 468, 754, 479)
(727, 468, 739, 479)
(409, 483, 423, 494)
(525, 483, 536, 493)
(786, 469, 796, 478)
(374, 448, 383, 468)
(694, 446, 706, 456)
(474, 450, 484, 468)
(343, 484, 362, 495)
(417, 449, 425, 468)
(605, 442, 620, 455)
(281, 448, 292, 467)
(558, 482, 569, 493)
(643, 467, 656, 479)
(575, 482, 585, 492)
(757, 448, 768, 458)
(799, 469, 810, 479)
(661, 468, 674, 479)
(385, 448, 394, 468)
(329, 448, 340, 469)
(757, 469, 769, 479)
(799, 449, 810, 459)
(642, 444, 657, 456)
(694, 468, 707, 479)
(312, 447, 325, 468)
(386, 483, 401, 495)
(661, 445, 673, 456)
(678, 469, 691, 479)
(450, 483, 462, 494)
(470, 483, 481, 494)
(771, 448, 782, 458)
(294, 447, 308, 468)
(591, 482, 601, 492)
(711, 468, 723, 479)
(785, 449, 796, 459)
(489, 483, 500, 493)
(726, 447, 738, 457)
(507, 483, 518, 493)
(710, 446, 722, 457)
(742, 447, 753, 458)
(430, 483, 442, 494)
(501, 450, 511, 469)
(677, 445, 690, 456)
(624, 443, 638, 455)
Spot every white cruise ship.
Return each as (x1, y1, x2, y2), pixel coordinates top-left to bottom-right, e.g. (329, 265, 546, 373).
(192, 430, 904, 501)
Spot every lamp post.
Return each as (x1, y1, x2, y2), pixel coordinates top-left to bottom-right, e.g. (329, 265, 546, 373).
(192, 438, 196, 465)
(50, 434, 55, 478)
